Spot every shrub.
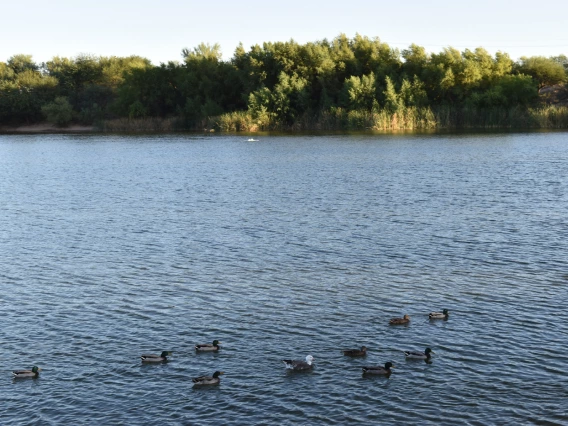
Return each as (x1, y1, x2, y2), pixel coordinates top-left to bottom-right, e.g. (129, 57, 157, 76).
(41, 96, 73, 126)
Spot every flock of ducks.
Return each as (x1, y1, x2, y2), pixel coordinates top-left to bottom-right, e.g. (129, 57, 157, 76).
(280, 309, 447, 377)
(12, 311, 449, 384)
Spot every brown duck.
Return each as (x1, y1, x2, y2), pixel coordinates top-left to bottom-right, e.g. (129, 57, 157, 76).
(343, 346, 367, 357)
(389, 314, 410, 325)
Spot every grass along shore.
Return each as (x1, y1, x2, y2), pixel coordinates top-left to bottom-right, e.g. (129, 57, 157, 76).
(2, 105, 567, 134)
(101, 105, 568, 132)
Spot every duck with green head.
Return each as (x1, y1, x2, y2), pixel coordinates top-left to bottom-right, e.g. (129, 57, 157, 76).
(192, 371, 224, 385)
(429, 309, 449, 320)
(195, 340, 221, 352)
(404, 347, 435, 360)
(141, 351, 172, 363)
(13, 366, 41, 379)
(361, 362, 395, 376)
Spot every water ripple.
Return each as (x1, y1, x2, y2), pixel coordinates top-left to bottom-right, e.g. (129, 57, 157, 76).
(1, 132, 568, 424)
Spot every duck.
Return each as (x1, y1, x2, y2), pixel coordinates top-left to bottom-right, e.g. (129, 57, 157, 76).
(140, 351, 172, 362)
(195, 340, 222, 352)
(404, 347, 435, 360)
(343, 346, 367, 357)
(429, 309, 449, 320)
(282, 355, 314, 371)
(12, 366, 41, 379)
(192, 371, 224, 386)
(361, 362, 395, 375)
(389, 314, 410, 325)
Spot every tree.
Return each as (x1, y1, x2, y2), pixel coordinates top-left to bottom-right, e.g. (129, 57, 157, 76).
(402, 44, 428, 79)
(516, 56, 566, 90)
(342, 72, 377, 111)
(247, 86, 273, 126)
(7, 54, 38, 73)
(179, 43, 244, 122)
(399, 76, 428, 107)
(383, 76, 402, 112)
(42, 96, 73, 126)
(114, 62, 182, 118)
(0, 57, 58, 124)
(551, 55, 568, 73)
(182, 43, 223, 62)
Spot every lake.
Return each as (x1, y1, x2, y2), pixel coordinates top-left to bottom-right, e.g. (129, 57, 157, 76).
(1, 132, 567, 425)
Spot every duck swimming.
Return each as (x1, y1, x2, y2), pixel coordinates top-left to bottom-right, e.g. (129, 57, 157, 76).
(195, 340, 221, 352)
(12, 366, 41, 379)
(429, 309, 449, 320)
(343, 346, 367, 357)
(361, 362, 394, 375)
(404, 348, 435, 360)
(389, 314, 410, 325)
(282, 355, 314, 371)
(192, 371, 224, 386)
(141, 351, 172, 363)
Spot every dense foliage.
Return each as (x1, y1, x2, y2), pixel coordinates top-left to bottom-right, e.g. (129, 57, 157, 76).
(1, 36, 567, 129)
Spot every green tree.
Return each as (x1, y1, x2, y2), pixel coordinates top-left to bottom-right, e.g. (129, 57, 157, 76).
(247, 86, 273, 126)
(551, 55, 568, 73)
(493, 52, 514, 78)
(179, 43, 244, 122)
(42, 96, 73, 126)
(7, 54, 38, 73)
(115, 62, 182, 118)
(383, 76, 402, 112)
(182, 43, 223, 62)
(0, 56, 58, 124)
(402, 44, 428, 79)
(271, 72, 309, 122)
(342, 72, 377, 111)
(516, 56, 566, 89)
(399, 76, 428, 107)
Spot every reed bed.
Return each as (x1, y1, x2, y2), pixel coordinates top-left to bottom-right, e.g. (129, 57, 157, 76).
(214, 106, 568, 131)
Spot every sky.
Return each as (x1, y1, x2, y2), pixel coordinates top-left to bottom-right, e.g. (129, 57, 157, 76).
(1, 0, 567, 65)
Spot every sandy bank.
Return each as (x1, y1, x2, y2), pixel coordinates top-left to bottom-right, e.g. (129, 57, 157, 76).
(0, 123, 95, 133)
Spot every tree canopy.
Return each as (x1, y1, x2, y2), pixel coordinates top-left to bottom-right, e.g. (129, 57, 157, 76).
(0, 35, 565, 128)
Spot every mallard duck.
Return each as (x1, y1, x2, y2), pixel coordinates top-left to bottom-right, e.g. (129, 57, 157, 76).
(404, 347, 435, 360)
(389, 314, 410, 325)
(429, 309, 449, 320)
(141, 351, 172, 362)
(12, 366, 41, 378)
(361, 362, 395, 375)
(343, 346, 367, 357)
(192, 371, 224, 385)
(195, 340, 222, 352)
(282, 355, 314, 371)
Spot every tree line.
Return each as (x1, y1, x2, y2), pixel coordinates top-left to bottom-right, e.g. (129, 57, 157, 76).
(1, 34, 567, 130)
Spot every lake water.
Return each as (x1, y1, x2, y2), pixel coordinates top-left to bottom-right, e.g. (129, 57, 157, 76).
(1, 132, 567, 425)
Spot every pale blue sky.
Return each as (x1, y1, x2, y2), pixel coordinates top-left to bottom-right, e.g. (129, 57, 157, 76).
(2, 0, 566, 64)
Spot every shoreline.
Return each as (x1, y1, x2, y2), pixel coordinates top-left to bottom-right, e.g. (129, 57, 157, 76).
(2, 116, 568, 136)
(0, 123, 95, 133)
(1, 127, 567, 137)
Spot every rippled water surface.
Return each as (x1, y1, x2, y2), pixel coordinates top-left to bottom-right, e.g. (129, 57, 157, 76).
(1, 132, 567, 425)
